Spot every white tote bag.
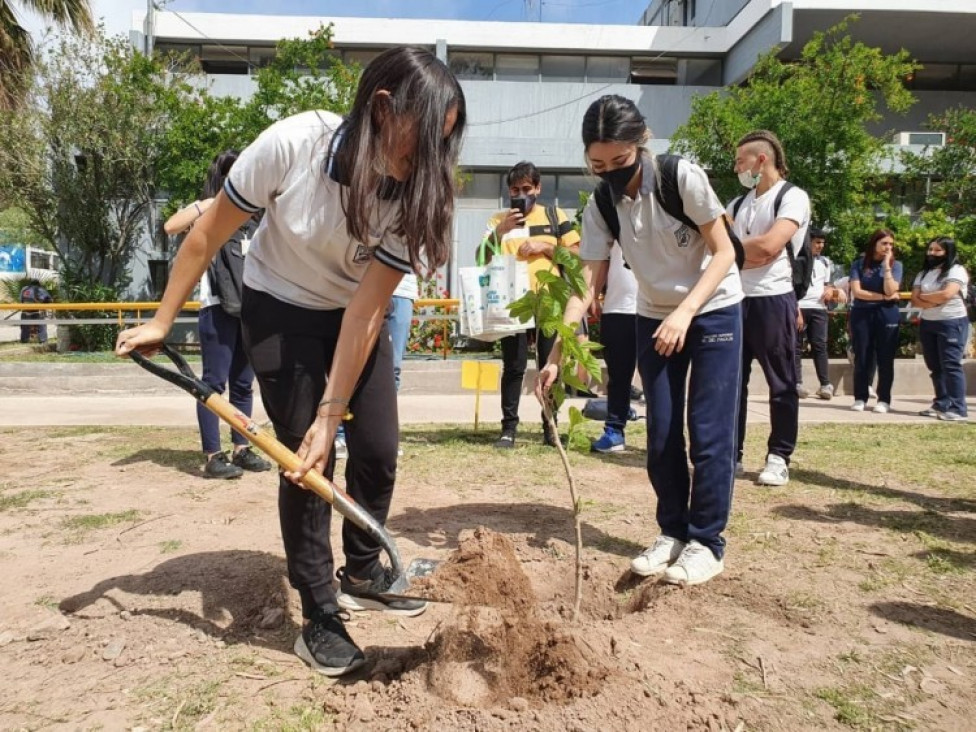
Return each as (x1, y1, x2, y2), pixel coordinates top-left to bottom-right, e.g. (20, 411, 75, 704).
(458, 255, 534, 342)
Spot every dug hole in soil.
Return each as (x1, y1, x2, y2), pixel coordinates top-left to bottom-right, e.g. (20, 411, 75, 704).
(416, 527, 611, 707)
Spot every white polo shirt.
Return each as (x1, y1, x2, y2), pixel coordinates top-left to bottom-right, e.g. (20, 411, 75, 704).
(602, 245, 637, 316)
(224, 110, 414, 310)
(914, 264, 969, 321)
(580, 156, 743, 320)
(728, 180, 810, 298)
(797, 256, 833, 310)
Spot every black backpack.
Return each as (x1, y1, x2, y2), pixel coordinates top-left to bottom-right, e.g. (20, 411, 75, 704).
(730, 181, 814, 300)
(592, 154, 745, 270)
(208, 219, 256, 317)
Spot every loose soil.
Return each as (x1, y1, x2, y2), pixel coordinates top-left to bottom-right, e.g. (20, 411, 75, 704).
(0, 423, 974, 731)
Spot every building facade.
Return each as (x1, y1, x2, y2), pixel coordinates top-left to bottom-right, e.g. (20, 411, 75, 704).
(131, 0, 976, 296)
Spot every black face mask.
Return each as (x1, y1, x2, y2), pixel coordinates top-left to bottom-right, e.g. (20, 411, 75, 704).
(924, 254, 947, 270)
(596, 159, 641, 198)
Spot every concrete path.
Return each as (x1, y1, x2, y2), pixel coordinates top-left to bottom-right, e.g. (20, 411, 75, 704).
(1, 391, 969, 428)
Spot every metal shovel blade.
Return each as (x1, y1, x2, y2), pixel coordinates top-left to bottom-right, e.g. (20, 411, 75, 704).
(377, 557, 445, 603)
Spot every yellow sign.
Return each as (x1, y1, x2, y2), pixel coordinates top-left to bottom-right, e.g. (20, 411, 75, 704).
(460, 361, 500, 431)
(461, 361, 500, 391)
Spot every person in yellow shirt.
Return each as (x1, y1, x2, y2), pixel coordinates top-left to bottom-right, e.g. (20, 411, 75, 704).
(479, 161, 580, 448)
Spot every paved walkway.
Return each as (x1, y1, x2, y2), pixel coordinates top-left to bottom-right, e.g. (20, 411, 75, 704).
(1, 391, 968, 428)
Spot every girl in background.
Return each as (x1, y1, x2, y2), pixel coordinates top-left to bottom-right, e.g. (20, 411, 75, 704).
(163, 151, 271, 479)
(849, 229, 902, 413)
(911, 237, 970, 421)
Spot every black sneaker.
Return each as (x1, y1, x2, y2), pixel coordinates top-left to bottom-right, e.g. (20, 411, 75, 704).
(493, 431, 516, 449)
(629, 385, 644, 403)
(293, 607, 366, 677)
(232, 446, 272, 472)
(336, 566, 428, 617)
(204, 452, 244, 480)
(543, 430, 563, 448)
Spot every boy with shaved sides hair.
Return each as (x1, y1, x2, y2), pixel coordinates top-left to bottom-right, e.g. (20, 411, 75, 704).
(729, 130, 811, 487)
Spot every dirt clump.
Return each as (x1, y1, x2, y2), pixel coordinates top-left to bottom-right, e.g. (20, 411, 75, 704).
(416, 527, 611, 706)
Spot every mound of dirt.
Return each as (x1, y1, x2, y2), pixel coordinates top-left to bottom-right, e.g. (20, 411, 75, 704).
(415, 527, 610, 707)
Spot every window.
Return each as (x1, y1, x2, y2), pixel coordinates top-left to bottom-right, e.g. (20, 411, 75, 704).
(630, 56, 677, 85)
(248, 46, 277, 69)
(541, 55, 585, 82)
(495, 54, 540, 81)
(908, 64, 959, 91)
(200, 45, 250, 75)
(148, 260, 169, 299)
(586, 56, 630, 82)
(554, 175, 593, 212)
(449, 52, 494, 80)
(458, 172, 503, 208)
(344, 49, 383, 68)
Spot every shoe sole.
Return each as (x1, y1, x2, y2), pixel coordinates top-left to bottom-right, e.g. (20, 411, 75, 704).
(293, 635, 366, 678)
(237, 464, 272, 472)
(203, 471, 243, 480)
(630, 561, 671, 577)
(662, 564, 724, 587)
(337, 592, 428, 617)
(591, 444, 625, 454)
(757, 475, 789, 486)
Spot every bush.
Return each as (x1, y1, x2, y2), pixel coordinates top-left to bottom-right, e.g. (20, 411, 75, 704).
(407, 273, 453, 355)
(59, 277, 122, 352)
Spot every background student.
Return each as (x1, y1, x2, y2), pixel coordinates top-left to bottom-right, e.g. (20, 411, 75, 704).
(911, 237, 970, 421)
(849, 229, 902, 413)
(163, 151, 271, 480)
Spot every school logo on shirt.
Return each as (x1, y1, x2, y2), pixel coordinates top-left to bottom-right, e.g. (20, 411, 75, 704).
(353, 244, 376, 264)
(675, 224, 692, 248)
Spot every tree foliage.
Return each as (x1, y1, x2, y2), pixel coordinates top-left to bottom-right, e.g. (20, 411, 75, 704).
(901, 106, 976, 220)
(0, 30, 181, 291)
(0, 0, 95, 109)
(671, 16, 919, 245)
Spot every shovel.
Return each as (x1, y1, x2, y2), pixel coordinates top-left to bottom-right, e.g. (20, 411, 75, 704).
(129, 344, 436, 602)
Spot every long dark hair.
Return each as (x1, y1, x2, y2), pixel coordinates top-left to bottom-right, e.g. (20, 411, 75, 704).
(861, 229, 896, 274)
(203, 150, 239, 199)
(331, 46, 466, 273)
(581, 94, 648, 152)
(921, 237, 957, 281)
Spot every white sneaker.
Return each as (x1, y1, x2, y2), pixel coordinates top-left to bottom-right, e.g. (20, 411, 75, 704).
(734, 461, 745, 479)
(816, 384, 834, 400)
(663, 541, 724, 586)
(938, 411, 968, 422)
(334, 435, 348, 460)
(872, 402, 890, 414)
(851, 400, 865, 412)
(757, 454, 789, 486)
(630, 535, 685, 577)
(868, 385, 877, 399)
(796, 383, 810, 399)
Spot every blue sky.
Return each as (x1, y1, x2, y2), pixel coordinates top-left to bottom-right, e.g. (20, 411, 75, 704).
(22, 0, 648, 47)
(166, 0, 647, 26)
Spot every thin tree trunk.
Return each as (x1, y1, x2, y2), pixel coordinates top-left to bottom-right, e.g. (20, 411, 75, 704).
(541, 399, 583, 622)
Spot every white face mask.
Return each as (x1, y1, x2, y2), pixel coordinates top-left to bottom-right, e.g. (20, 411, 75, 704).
(738, 168, 761, 189)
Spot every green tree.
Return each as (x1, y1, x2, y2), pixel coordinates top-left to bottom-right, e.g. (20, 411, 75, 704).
(157, 24, 358, 211)
(0, 0, 94, 108)
(0, 30, 181, 288)
(672, 16, 919, 256)
(901, 106, 976, 220)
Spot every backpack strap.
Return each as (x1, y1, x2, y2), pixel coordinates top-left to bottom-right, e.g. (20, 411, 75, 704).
(653, 154, 699, 232)
(545, 204, 563, 247)
(773, 181, 797, 264)
(593, 181, 621, 244)
(730, 194, 746, 220)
